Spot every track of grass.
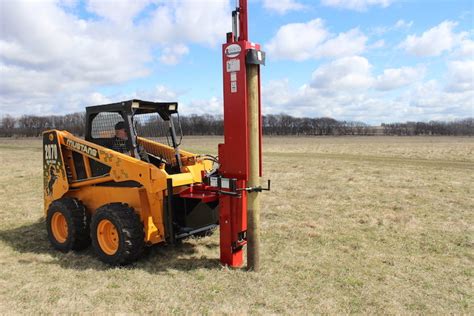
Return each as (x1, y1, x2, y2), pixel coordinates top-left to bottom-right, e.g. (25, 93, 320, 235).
(0, 136, 472, 313)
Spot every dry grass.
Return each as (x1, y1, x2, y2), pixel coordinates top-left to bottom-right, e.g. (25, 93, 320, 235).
(0, 136, 473, 314)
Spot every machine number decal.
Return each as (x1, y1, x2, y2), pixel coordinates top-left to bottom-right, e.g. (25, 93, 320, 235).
(43, 132, 66, 197)
(226, 59, 240, 72)
(44, 144, 58, 164)
(44, 139, 59, 196)
(225, 44, 241, 58)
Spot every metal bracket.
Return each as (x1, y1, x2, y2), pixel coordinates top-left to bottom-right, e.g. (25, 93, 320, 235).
(204, 175, 242, 197)
(205, 176, 270, 196)
(218, 190, 241, 197)
(238, 179, 271, 193)
(246, 49, 266, 65)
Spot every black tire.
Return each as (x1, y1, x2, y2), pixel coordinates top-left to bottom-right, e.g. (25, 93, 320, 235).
(46, 197, 91, 252)
(90, 203, 144, 265)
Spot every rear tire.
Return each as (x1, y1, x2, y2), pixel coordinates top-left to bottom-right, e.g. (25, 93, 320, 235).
(46, 197, 91, 252)
(90, 203, 144, 265)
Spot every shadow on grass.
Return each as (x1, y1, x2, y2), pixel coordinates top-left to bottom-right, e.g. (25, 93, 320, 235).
(0, 219, 221, 272)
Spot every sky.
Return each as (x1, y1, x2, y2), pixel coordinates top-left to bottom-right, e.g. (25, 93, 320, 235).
(0, 0, 473, 124)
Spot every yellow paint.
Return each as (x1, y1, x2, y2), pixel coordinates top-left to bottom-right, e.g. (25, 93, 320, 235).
(97, 219, 119, 255)
(51, 212, 68, 243)
(43, 129, 211, 245)
(43, 131, 70, 214)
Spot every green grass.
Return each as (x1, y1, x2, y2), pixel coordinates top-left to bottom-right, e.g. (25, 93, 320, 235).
(0, 136, 473, 313)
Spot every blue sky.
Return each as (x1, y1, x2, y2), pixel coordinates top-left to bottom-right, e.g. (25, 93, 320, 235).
(1, 0, 473, 124)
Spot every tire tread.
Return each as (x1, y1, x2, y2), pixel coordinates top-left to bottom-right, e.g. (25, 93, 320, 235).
(91, 203, 144, 265)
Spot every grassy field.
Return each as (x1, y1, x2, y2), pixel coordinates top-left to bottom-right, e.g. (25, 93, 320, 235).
(0, 136, 473, 314)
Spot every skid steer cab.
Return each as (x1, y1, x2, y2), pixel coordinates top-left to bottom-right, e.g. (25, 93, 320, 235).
(43, 99, 220, 265)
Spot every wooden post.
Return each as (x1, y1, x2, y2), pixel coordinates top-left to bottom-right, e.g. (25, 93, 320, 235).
(246, 63, 260, 271)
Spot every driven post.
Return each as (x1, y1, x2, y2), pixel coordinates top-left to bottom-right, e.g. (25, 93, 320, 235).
(247, 64, 260, 271)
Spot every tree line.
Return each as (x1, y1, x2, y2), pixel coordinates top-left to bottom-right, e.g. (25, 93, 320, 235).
(381, 119, 473, 136)
(0, 113, 472, 137)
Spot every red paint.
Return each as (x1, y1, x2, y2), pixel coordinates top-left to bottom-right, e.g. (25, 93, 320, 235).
(179, 185, 218, 203)
(239, 0, 248, 41)
(218, 181, 247, 267)
(218, 0, 262, 267)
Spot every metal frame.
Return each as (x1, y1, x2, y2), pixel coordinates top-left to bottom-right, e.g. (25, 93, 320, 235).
(84, 99, 180, 161)
(218, 0, 265, 267)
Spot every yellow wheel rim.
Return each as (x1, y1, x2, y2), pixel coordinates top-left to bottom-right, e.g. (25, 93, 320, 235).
(97, 219, 119, 255)
(51, 212, 68, 243)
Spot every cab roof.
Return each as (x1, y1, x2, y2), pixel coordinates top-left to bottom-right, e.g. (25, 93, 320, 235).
(85, 99, 178, 120)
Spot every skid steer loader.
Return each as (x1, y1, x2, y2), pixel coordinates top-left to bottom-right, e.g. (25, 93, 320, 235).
(43, 100, 221, 265)
(43, 0, 266, 268)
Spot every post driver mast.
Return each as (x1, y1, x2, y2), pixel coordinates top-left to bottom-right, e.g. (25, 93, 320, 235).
(218, 0, 267, 270)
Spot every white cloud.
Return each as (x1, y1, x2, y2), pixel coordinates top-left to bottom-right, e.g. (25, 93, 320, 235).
(315, 28, 367, 58)
(375, 66, 425, 91)
(399, 21, 464, 57)
(167, 0, 230, 46)
(262, 57, 472, 123)
(144, 85, 179, 102)
(181, 97, 223, 115)
(262, 78, 401, 122)
(262, 79, 293, 107)
(263, 75, 473, 124)
(89, 92, 111, 105)
(265, 19, 329, 61)
(265, 20, 367, 61)
(321, 0, 393, 11)
(394, 19, 413, 29)
(160, 44, 190, 65)
(452, 38, 474, 60)
(129, 85, 221, 115)
(0, 0, 230, 116)
(86, 0, 151, 24)
(403, 80, 473, 119)
(370, 39, 385, 49)
(311, 56, 373, 91)
(262, 0, 305, 14)
(85, 84, 180, 107)
(370, 19, 413, 36)
(445, 60, 474, 92)
(446, 37, 474, 92)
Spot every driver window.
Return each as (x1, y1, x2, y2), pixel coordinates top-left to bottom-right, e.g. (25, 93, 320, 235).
(91, 112, 124, 139)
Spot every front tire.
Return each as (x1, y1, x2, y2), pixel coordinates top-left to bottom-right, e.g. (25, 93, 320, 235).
(46, 197, 90, 252)
(91, 203, 144, 265)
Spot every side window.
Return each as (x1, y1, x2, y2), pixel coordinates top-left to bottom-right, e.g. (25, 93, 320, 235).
(89, 112, 120, 177)
(134, 112, 172, 145)
(91, 112, 124, 139)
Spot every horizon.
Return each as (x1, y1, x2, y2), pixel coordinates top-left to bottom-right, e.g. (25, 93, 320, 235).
(2, 109, 472, 127)
(1, 0, 473, 125)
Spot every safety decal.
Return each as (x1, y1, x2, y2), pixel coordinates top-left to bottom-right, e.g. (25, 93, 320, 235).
(231, 81, 237, 93)
(226, 59, 240, 72)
